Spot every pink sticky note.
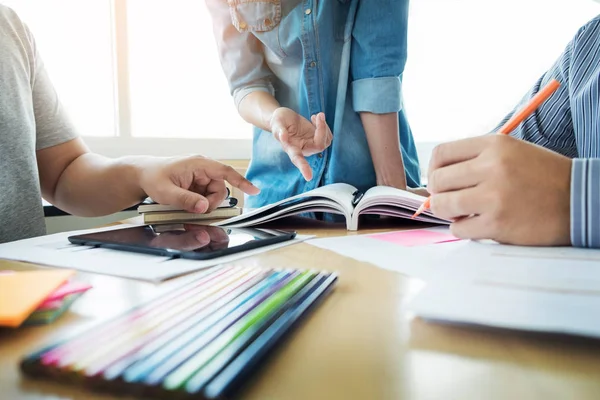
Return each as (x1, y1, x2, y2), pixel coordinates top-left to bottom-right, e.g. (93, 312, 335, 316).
(43, 281, 92, 302)
(36, 299, 65, 311)
(369, 230, 461, 247)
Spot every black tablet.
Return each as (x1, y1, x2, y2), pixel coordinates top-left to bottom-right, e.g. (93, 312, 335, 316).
(68, 224, 297, 260)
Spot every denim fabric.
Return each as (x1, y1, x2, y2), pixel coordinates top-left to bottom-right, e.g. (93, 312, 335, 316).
(206, 0, 421, 207)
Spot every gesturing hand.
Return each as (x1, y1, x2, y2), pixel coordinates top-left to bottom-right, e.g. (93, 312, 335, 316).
(139, 156, 260, 213)
(427, 135, 572, 246)
(270, 108, 333, 181)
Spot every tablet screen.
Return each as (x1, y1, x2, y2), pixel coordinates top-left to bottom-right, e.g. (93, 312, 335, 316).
(70, 224, 291, 254)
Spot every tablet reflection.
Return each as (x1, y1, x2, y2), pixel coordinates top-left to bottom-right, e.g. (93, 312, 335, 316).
(149, 224, 230, 252)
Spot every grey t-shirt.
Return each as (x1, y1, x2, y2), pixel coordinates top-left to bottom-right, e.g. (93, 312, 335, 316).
(0, 6, 78, 243)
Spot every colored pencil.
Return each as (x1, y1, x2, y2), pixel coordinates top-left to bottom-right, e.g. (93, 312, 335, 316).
(202, 272, 338, 399)
(100, 269, 278, 381)
(162, 271, 316, 390)
(127, 271, 300, 385)
(20, 266, 337, 400)
(185, 272, 332, 394)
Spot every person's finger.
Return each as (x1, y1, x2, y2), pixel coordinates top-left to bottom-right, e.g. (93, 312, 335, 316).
(192, 230, 212, 249)
(429, 136, 491, 173)
(152, 230, 211, 251)
(314, 113, 329, 151)
(429, 187, 484, 220)
(202, 180, 229, 211)
(324, 116, 333, 147)
(204, 226, 230, 247)
(201, 161, 260, 196)
(311, 114, 317, 125)
(181, 225, 214, 249)
(450, 215, 492, 241)
(161, 185, 210, 213)
(287, 146, 313, 181)
(428, 158, 484, 195)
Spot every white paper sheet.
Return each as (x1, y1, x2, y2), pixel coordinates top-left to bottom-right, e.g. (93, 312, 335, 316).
(407, 281, 600, 339)
(307, 228, 470, 280)
(309, 228, 600, 338)
(405, 239, 600, 339)
(440, 244, 600, 293)
(0, 225, 311, 282)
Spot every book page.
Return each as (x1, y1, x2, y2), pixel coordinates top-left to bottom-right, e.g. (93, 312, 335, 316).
(213, 183, 357, 228)
(349, 186, 447, 230)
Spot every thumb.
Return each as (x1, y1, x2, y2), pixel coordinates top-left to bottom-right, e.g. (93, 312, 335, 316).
(162, 185, 210, 213)
(270, 115, 286, 143)
(278, 126, 291, 146)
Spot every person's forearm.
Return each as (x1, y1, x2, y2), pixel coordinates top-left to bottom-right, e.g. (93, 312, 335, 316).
(238, 91, 281, 132)
(360, 112, 407, 188)
(52, 153, 149, 217)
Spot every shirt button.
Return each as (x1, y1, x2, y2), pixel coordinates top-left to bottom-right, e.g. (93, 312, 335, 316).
(310, 61, 317, 68)
(264, 18, 272, 27)
(318, 153, 323, 158)
(305, 8, 312, 15)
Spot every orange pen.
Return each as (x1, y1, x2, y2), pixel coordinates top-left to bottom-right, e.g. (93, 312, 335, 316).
(411, 78, 561, 219)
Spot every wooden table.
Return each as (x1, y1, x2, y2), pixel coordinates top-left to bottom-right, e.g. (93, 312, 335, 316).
(2, 218, 600, 400)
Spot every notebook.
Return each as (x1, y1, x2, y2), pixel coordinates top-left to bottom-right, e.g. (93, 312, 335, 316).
(21, 265, 337, 399)
(0, 269, 75, 327)
(213, 183, 448, 231)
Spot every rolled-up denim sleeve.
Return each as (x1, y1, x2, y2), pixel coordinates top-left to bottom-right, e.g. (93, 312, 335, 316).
(571, 158, 600, 248)
(350, 0, 409, 114)
(205, 0, 274, 110)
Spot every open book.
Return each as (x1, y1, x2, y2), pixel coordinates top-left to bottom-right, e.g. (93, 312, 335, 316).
(212, 183, 449, 231)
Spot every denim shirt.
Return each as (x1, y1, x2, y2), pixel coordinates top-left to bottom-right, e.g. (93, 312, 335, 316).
(206, 0, 421, 208)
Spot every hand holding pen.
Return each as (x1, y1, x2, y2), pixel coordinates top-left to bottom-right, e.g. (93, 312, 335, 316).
(413, 79, 571, 246)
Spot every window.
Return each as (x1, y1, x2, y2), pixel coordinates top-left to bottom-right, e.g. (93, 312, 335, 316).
(3, 0, 116, 137)
(4, 1, 600, 168)
(404, 0, 599, 169)
(126, 0, 248, 140)
(6, 0, 251, 159)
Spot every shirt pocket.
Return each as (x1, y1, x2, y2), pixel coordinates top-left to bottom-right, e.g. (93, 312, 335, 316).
(228, 0, 286, 59)
(228, 0, 282, 32)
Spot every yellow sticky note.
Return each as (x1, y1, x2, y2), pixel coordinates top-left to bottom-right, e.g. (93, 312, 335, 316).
(0, 269, 75, 328)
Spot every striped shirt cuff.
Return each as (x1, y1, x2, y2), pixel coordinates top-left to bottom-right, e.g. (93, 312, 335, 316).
(571, 158, 600, 248)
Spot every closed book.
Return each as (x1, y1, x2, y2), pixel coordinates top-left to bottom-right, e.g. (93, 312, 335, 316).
(138, 198, 237, 214)
(143, 207, 242, 224)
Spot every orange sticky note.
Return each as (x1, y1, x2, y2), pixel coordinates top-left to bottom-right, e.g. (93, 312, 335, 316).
(0, 269, 75, 328)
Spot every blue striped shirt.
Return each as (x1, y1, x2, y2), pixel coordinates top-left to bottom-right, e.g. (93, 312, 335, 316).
(497, 15, 600, 248)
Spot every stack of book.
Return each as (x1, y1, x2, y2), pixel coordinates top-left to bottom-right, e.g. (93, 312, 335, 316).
(138, 197, 241, 224)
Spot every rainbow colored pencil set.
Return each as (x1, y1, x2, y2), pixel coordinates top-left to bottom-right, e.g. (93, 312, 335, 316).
(21, 265, 337, 399)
